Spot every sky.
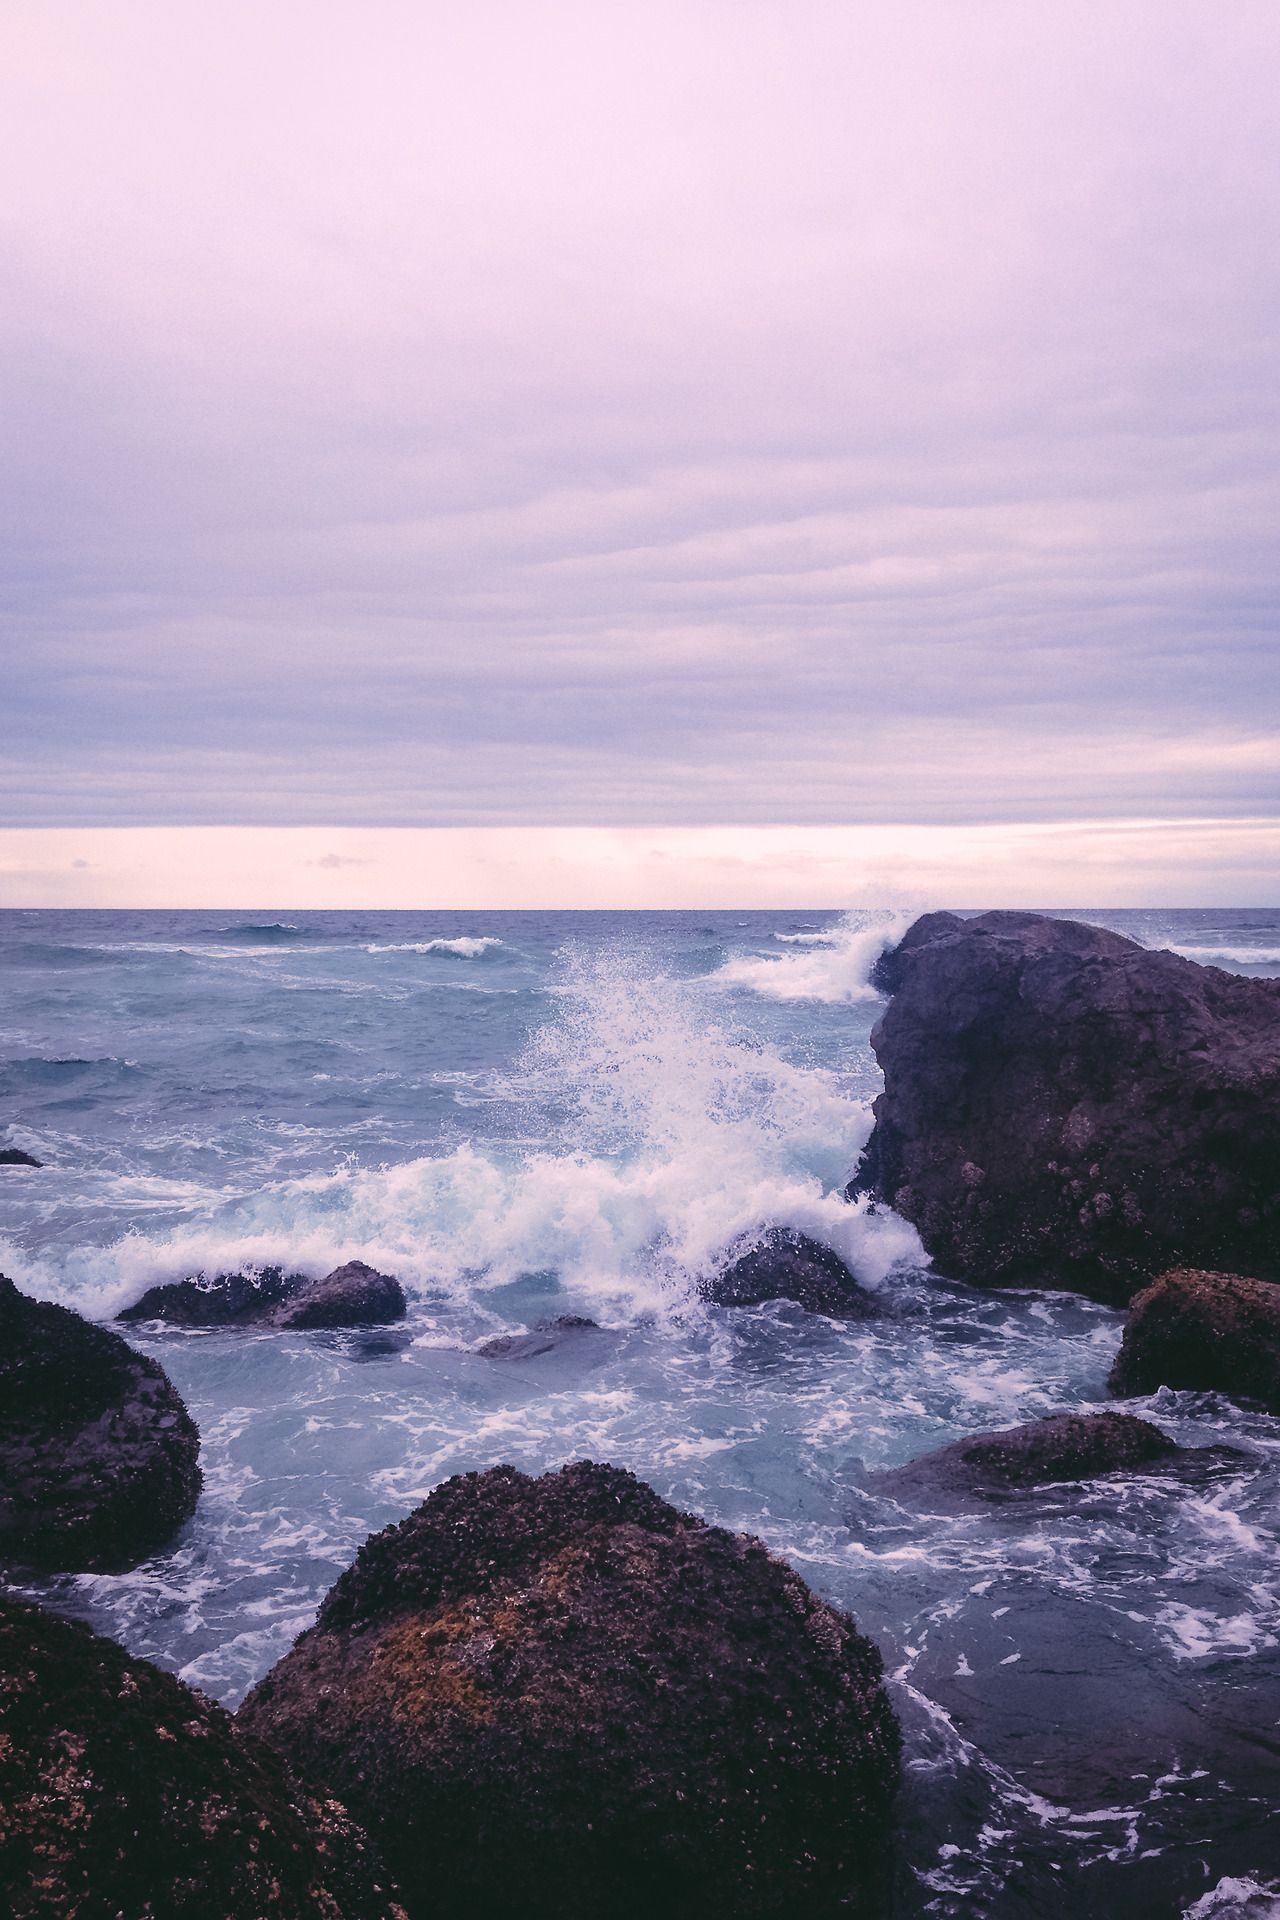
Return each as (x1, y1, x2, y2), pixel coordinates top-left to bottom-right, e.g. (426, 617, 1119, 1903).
(2, 2, 1278, 904)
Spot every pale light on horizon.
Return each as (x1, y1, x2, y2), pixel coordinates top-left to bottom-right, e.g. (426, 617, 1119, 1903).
(1, 821, 1277, 911)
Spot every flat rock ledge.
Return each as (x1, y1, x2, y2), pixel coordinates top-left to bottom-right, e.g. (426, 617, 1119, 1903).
(118, 1258, 406, 1329)
(704, 1226, 878, 1315)
(0, 1594, 405, 1920)
(854, 910, 1280, 1300)
(0, 1275, 201, 1573)
(1110, 1267, 1280, 1412)
(867, 1410, 1179, 1511)
(239, 1459, 900, 1920)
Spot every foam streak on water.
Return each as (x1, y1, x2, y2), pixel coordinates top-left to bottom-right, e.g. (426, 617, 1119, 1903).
(2, 905, 1279, 1915)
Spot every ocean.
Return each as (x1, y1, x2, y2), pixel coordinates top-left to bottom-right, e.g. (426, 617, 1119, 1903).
(3, 905, 1280, 1917)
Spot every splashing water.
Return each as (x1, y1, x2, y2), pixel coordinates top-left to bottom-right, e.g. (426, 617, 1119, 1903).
(711, 907, 914, 1001)
(4, 905, 1280, 1916)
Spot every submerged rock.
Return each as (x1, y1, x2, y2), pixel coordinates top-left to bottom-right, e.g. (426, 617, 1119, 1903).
(868, 1410, 1179, 1510)
(854, 911, 1280, 1299)
(0, 1594, 405, 1920)
(0, 1275, 201, 1573)
(118, 1259, 406, 1329)
(705, 1226, 877, 1315)
(240, 1459, 900, 1920)
(476, 1313, 604, 1359)
(1110, 1267, 1280, 1412)
(0, 1146, 41, 1167)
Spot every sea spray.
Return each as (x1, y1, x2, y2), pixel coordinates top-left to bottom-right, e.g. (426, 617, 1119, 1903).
(712, 907, 914, 1002)
(6, 939, 919, 1320)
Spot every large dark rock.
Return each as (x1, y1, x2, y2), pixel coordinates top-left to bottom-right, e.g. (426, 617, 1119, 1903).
(868, 1410, 1179, 1511)
(0, 1276, 201, 1573)
(705, 1226, 877, 1315)
(0, 1594, 405, 1920)
(1110, 1267, 1280, 1412)
(119, 1259, 406, 1329)
(240, 1460, 900, 1920)
(0, 1146, 41, 1167)
(855, 911, 1280, 1299)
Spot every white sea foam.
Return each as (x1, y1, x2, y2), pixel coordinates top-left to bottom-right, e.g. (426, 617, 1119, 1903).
(1167, 945, 1280, 968)
(1183, 1877, 1280, 1919)
(712, 908, 913, 1002)
(9, 944, 921, 1320)
(365, 936, 504, 957)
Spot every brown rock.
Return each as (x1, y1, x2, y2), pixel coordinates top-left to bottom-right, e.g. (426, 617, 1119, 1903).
(0, 1275, 201, 1573)
(239, 1460, 900, 1919)
(868, 1410, 1179, 1510)
(0, 1594, 405, 1920)
(855, 911, 1280, 1299)
(1109, 1267, 1280, 1411)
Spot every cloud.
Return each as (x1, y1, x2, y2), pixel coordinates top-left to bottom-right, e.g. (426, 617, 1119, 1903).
(311, 853, 371, 869)
(0, 2, 1277, 836)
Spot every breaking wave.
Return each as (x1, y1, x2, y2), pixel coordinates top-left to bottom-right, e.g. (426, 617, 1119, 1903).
(712, 908, 911, 1002)
(10, 945, 919, 1321)
(1169, 945, 1280, 970)
(365, 936, 505, 958)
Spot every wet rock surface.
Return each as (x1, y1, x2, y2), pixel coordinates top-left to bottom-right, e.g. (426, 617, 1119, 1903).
(706, 1226, 878, 1315)
(119, 1259, 406, 1329)
(855, 911, 1280, 1299)
(239, 1459, 900, 1920)
(0, 1593, 405, 1920)
(1110, 1267, 1280, 1412)
(868, 1410, 1180, 1510)
(0, 1146, 41, 1166)
(476, 1313, 605, 1359)
(0, 1275, 201, 1573)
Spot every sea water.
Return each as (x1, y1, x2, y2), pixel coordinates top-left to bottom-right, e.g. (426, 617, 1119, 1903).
(2, 906, 1279, 1918)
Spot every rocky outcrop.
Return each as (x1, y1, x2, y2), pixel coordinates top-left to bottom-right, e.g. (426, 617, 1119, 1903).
(0, 1594, 405, 1920)
(118, 1260, 406, 1329)
(855, 911, 1280, 1299)
(0, 1276, 201, 1573)
(1110, 1267, 1280, 1412)
(868, 1410, 1179, 1510)
(240, 1460, 900, 1920)
(705, 1227, 877, 1315)
(0, 1147, 41, 1167)
(271, 1261, 407, 1330)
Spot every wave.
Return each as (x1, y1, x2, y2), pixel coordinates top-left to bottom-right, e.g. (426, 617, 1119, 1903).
(0, 941, 112, 969)
(365, 937, 504, 958)
(712, 909, 912, 1002)
(214, 922, 305, 943)
(0, 1054, 145, 1090)
(1168, 945, 1280, 969)
(10, 947, 921, 1320)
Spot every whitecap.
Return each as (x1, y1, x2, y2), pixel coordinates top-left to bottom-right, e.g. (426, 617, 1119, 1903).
(711, 908, 913, 1002)
(14, 943, 922, 1322)
(1183, 1877, 1280, 1919)
(365, 936, 505, 958)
